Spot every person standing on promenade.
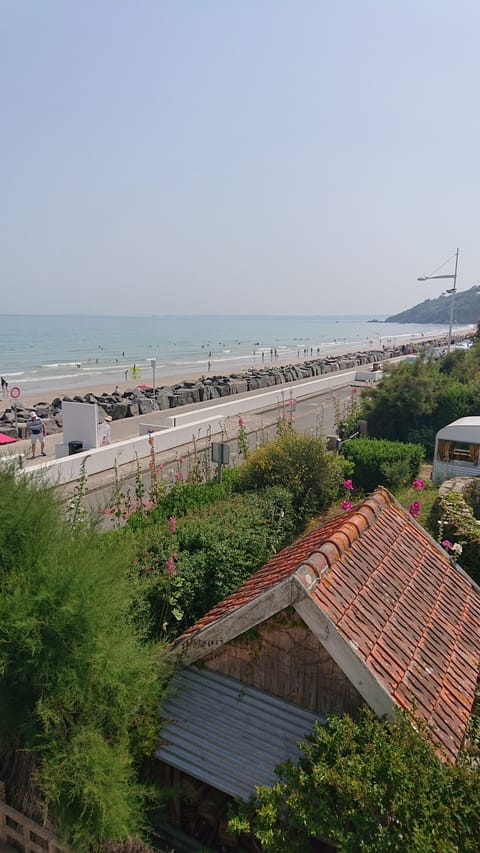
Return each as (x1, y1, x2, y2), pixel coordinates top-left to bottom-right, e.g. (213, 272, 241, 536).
(1, 377, 6, 396)
(98, 414, 112, 446)
(26, 411, 46, 458)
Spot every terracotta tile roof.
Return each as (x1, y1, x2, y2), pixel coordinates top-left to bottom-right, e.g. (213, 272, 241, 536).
(177, 487, 480, 762)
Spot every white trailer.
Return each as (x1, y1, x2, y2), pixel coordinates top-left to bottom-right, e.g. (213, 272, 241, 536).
(432, 417, 480, 484)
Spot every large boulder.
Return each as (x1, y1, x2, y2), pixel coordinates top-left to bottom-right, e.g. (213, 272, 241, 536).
(155, 394, 171, 410)
(228, 379, 248, 394)
(33, 405, 53, 419)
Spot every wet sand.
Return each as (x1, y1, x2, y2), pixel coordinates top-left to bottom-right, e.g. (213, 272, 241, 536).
(0, 328, 470, 414)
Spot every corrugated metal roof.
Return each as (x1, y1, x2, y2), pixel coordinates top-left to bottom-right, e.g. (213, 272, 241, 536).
(157, 666, 322, 800)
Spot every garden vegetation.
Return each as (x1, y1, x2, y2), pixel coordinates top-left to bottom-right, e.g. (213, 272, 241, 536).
(229, 708, 480, 852)
(0, 468, 169, 850)
(2, 362, 480, 850)
(360, 334, 480, 454)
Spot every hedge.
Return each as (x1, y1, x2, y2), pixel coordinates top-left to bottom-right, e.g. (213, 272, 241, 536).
(341, 438, 424, 493)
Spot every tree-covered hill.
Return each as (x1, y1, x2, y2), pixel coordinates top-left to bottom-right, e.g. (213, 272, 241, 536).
(385, 284, 480, 324)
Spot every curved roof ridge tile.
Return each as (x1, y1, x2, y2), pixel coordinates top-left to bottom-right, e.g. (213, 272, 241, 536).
(328, 530, 352, 554)
(302, 551, 329, 578)
(301, 489, 395, 580)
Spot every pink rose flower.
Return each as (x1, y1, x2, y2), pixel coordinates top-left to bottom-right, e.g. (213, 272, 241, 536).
(343, 480, 354, 491)
(341, 500, 353, 511)
(441, 539, 453, 551)
(412, 479, 424, 490)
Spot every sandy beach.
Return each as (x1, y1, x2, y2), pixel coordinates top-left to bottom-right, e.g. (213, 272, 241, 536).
(0, 327, 473, 415)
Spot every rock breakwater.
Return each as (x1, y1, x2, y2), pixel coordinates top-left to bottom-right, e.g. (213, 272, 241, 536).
(0, 347, 402, 438)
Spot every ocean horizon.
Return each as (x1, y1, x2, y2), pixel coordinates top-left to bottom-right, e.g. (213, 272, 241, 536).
(0, 313, 471, 398)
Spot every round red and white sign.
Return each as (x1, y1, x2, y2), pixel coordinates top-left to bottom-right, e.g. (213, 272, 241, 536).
(10, 386, 21, 399)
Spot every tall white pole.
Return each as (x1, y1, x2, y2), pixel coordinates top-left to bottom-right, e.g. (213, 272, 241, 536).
(151, 358, 157, 408)
(447, 248, 459, 354)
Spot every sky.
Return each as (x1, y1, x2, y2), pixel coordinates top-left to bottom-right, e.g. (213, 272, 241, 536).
(1, 0, 480, 316)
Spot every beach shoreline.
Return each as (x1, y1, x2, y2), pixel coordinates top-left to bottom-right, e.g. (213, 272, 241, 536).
(0, 327, 473, 414)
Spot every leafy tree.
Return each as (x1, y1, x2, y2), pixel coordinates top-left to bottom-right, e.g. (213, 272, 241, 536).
(360, 359, 442, 444)
(360, 350, 480, 454)
(229, 709, 480, 852)
(0, 468, 168, 849)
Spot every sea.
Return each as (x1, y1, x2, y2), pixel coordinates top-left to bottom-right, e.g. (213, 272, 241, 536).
(0, 314, 471, 398)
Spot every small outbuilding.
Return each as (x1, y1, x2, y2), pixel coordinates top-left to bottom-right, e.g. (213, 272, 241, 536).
(158, 487, 480, 777)
(433, 416, 480, 484)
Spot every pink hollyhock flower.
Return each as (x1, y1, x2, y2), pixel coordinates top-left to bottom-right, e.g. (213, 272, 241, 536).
(409, 501, 421, 518)
(441, 539, 454, 551)
(343, 480, 353, 491)
(341, 500, 353, 511)
(168, 516, 177, 533)
(165, 555, 175, 575)
(412, 479, 424, 490)
(174, 472, 183, 481)
(238, 417, 244, 426)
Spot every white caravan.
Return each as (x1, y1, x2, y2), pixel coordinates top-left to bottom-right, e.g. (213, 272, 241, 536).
(432, 417, 480, 484)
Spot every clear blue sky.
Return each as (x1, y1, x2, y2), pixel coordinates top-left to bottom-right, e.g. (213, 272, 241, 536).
(1, 1, 479, 315)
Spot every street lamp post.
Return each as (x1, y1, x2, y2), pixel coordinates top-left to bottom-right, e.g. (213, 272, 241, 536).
(417, 248, 459, 354)
(150, 358, 157, 408)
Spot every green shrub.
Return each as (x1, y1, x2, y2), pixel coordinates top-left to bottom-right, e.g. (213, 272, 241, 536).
(427, 491, 480, 584)
(229, 708, 480, 852)
(342, 438, 424, 493)
(132, 487, 296, 639)
(128, 470, 240, 532)
(0, 469, 168, 848)
(235, 431, 345, 524)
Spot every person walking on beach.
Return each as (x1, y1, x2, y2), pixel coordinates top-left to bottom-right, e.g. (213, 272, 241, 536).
(26, 411, 46, 458)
